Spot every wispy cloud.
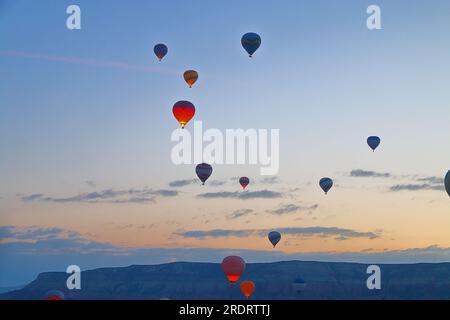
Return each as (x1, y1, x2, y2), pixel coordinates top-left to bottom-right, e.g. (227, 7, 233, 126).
(384, 173, 446, 192)
(168, 179, 198, 188)
(416, 176, 444, 184)
(176, 226, 380, 240)
(19, 188, 178, 204)
(208, 180, 227, 187)
(227, 209, 254, 219)
(169, 179, 226, 188)
(389, 184, 444, 192)
(266, 203, 319, 215)
(0, 50, 178, 75)
(85, 180, 96, 187)
(350, 169, 390, 178)
(0, 226, 84, 244)
(3, 225, 450, 287)
(0, 51, 252, 88)
(259, 177, 280, 184)
(197, 189, 283, 200)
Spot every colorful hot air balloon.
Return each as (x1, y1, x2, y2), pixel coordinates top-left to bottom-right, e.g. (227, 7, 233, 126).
(239, 177, 250, 189)
(43, 290, 65, 300)
(240, 281, 255, 299)
(241, 32, 261, 57)
(154, 43, 168, 61)
(268, 231, 281, 248)
(319, 177, 333, 194)
(221, 256, 245, 284)
(172, 100, 195, 129)
(445, 170, 450, 197)
(196, 163, 213, 185)
(367, 136, 381, 152)
(183, 70, 198, 88)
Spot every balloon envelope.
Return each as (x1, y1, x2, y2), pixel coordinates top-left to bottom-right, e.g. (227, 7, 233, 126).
(240, 281, 255, 298)
(319, 177, 333, 194)
(196, 163, 213, 185)
(173, 100, 195, 128)
(153, 43, 168, 61)
(241, 32, 261, 57)
(239, 177, 250, 189)
(445, 170, 450, 197)
(222, 256, 245, 284)
(292, 278, 307, 293)
(367, 136, 381, 151)
(268, 231, 281, 248)
(43, 290, 65, 300)
(183, 70, 198, 88)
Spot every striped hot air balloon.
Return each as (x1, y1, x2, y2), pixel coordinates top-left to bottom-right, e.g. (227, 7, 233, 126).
(183, 70, 198, 88)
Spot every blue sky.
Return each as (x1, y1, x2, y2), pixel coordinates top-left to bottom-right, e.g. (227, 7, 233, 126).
(1, 0, 450, 287)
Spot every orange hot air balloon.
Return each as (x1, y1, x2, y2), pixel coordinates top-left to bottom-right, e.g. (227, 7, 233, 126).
(221, 256, 245, 284)
(240, 281, 255, 298)
(183, 70, 198, 88)
(172, 100, 195, 128)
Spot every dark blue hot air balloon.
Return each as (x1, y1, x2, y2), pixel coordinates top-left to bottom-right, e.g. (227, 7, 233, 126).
(292, 277, 307, 293)
(445, 170, 450, 197)
(241, 32, 261, 57)
(153, 43, 168, 61)
(319, 177, 333, 194)
(367, 136, 381, 152)
(239, 177, 250, 189)
(268, 231, 281, 248)
(196, 163, 213, 185)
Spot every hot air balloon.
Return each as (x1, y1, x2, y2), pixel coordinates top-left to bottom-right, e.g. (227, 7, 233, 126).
(445, 170, 450, 197)
(292, 277, 307, 294)
(221, 256, 245, 284)
(241, 32, 261, 57)
(239, 177, 250, 189)
(43, 290, 65, 300)
(319, 177, 333, 194)
(240, 281, 255, 299)
(268, 231, 281, 248)
(172, 100, 195, 129)
(196, 163, 213, 185)
(367, 136, 381, 152)
(154, 43, 168, 61)
(183, 70, 198, 88)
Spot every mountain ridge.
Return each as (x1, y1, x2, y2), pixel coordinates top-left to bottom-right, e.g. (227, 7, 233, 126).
(2, 260, 450, 300)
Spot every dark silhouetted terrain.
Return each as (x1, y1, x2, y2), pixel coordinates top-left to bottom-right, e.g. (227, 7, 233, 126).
(2, 261, 450, 300)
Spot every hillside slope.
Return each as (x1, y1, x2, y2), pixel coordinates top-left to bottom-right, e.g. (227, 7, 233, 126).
(2, 261, 450, 300)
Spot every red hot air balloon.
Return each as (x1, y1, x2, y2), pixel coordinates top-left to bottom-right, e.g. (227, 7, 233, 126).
(43, 290, 65, 300)
(240, 281, 255, 298)
(239, 177, 250, 189)
(172, 100, 195, 129)
(222, 256, 245, 284)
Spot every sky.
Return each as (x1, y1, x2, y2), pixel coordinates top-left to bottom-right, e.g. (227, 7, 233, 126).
(0, 0, 450, 287)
